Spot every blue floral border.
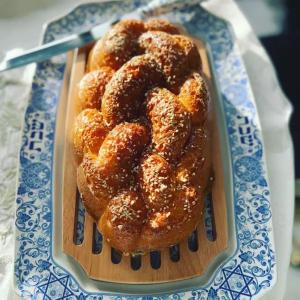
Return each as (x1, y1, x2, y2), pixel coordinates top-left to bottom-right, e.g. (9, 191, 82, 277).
(14, 1, 276, 299)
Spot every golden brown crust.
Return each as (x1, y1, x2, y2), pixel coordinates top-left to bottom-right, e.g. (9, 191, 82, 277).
(138, 31, 201, 90)
(73, 19, 211, 253)
(99, 191, 147, 252)
(176, 126, 208, 186)
(139, 154, 175, 212)
(87, 19, 181, 72)
(77, 164, 108, 219)
(101, 55, 163, 128)
(146, 87, 191, 162)
(81, 122, 150, 198)
(136, 125, 210, 251)
(178, 72, 209, 125)
(145, 19, 180, 34)
(173, 35, 202, 71)
(97, 122, 150, 172)
(73, 109, 108, 163)
(78, 67, 114, 110)
(87, 20, 145, 71)
(138, 187, 204, 251)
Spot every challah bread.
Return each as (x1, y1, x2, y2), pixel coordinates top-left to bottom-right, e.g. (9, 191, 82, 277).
(73, 18, 211, 253)
(73, 108, 108, 163)
(145, 87, 191, 163)
(138, 31, 201, 91)
(87, 19, 145, 71)
(101, 55, 163, 128)
(78, 67, 114, 110)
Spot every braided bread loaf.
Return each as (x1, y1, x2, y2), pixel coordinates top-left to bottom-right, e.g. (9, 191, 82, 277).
(73, 19, 211, 254)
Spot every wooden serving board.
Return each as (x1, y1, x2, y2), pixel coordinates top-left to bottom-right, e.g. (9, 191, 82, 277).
(61, 38, 228, 284)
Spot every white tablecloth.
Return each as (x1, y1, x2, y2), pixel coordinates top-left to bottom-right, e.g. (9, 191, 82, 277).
(0, 0, 294, 299)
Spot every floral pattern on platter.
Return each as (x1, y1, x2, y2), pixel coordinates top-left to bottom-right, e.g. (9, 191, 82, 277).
(14, 1, 276, 299)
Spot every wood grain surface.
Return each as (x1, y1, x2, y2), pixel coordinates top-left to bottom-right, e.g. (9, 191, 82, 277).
(61, 37, 228, 283)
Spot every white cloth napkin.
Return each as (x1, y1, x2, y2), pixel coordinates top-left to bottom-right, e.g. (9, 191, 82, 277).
(0, 49, 35, 299)
(0, 0, 294, 299)
(202, 2, 294, 299)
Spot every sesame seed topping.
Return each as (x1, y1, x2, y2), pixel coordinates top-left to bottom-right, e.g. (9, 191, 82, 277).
(77, 19, 210, 252)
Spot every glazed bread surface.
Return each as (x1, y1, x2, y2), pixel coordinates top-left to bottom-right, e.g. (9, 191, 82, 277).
(73, 18, 211, 254)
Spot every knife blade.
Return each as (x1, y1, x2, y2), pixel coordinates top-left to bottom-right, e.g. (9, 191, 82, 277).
(0, 0, 202, 72)
(0, 19, 119, 72)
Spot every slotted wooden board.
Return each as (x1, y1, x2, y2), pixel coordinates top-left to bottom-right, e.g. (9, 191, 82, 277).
(61, 37, 228, 283)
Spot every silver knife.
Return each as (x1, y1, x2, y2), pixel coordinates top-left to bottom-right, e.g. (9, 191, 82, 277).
(0, 0, 201, 72)
(0, 19, 118, 72)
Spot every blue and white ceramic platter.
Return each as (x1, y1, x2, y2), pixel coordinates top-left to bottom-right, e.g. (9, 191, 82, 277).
(14, 0, 276, 299)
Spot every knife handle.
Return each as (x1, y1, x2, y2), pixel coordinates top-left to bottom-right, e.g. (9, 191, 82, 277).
(139, 0, 201, 16)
